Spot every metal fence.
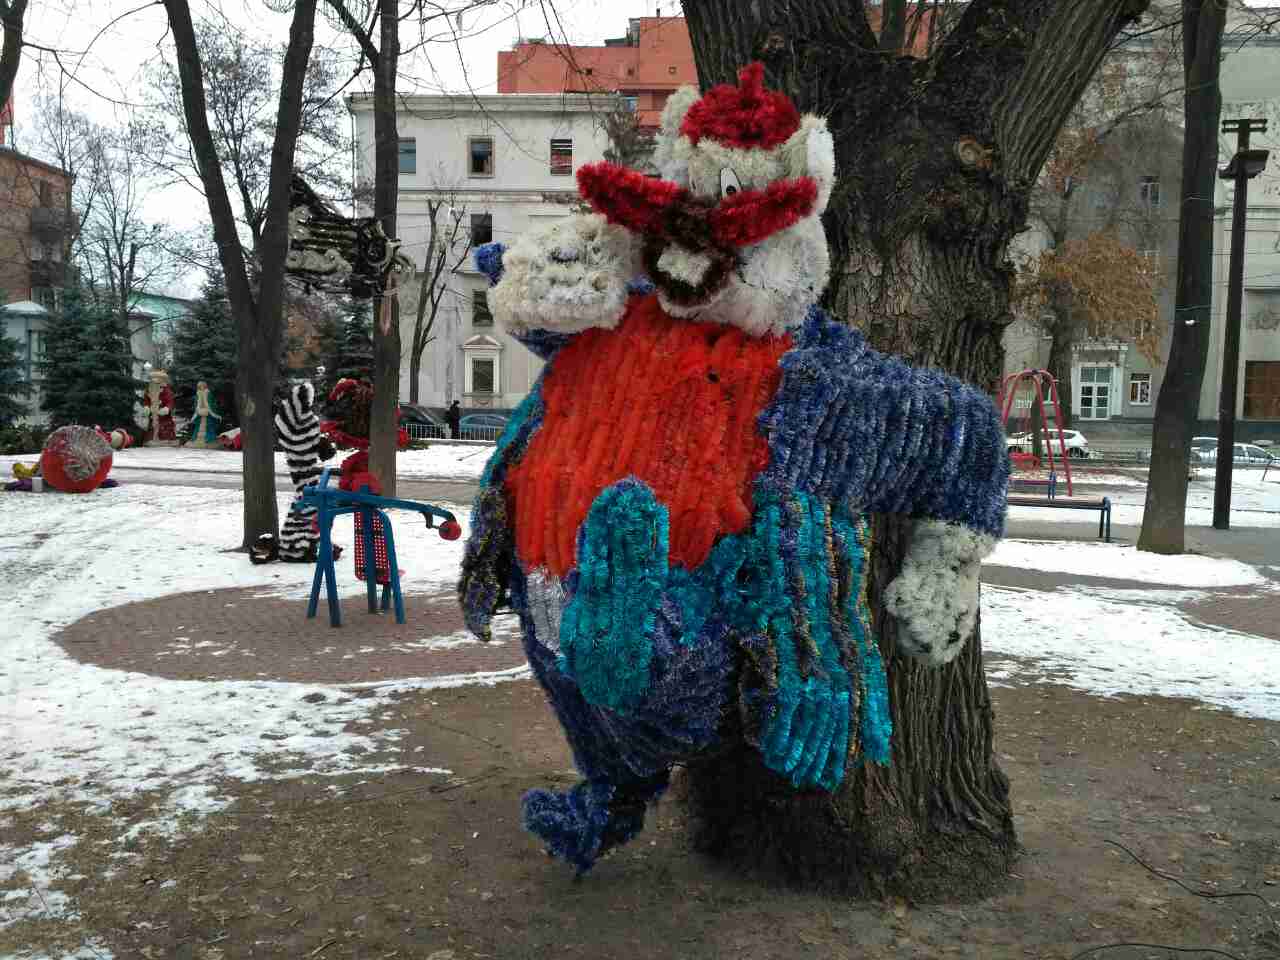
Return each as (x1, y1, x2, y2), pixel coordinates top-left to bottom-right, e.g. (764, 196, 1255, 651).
(402, 422, 504, 443)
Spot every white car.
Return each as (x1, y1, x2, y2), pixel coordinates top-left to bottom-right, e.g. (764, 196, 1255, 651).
(1198, 442, 1277, 466)
(1006, 429, 1091, 459)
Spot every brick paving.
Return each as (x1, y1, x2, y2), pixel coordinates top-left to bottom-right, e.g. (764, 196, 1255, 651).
(53, 585, 526, 684)
(51, 554, 1278, 687)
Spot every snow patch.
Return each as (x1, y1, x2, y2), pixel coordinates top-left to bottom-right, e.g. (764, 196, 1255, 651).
(987, 539, 1265, 587)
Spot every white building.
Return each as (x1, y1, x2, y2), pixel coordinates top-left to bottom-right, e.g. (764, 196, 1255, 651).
(348, 92, 620, 412)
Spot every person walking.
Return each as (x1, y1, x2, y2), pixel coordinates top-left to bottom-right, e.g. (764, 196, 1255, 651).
(446, 400, 461, 439)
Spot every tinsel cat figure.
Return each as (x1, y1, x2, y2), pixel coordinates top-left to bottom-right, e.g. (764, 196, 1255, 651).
(459, 64, 1009, 874)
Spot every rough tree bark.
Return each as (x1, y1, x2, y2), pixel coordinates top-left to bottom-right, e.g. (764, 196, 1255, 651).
(681, 0, 1148, 900)
(0, 0, 28, 117)
(326, 0, 400, 496)
(163, 0, 319, 548)
(368, 0, 401, 496)
(1138, 0, 1225, 555)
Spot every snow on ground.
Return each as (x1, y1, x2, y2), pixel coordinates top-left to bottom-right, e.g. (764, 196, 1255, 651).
(1, 478, 1276, 956)
(0, 443, 495, 482)
(987, 538, 1266, 587)
(1008, 469, 1280, 528)
(0, 483, 523, 950)
(983, 585, 1280, 721)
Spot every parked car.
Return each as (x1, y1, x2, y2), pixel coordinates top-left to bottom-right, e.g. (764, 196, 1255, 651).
(398, 403, 448, 440)
(458, 413, 509, 441)
(1006, 429, 1091, 459)
(1198, 442, 1277, 466)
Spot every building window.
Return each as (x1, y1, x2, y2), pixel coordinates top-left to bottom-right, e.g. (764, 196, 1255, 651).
(472, 290, 493, 326)
(32, 287, 58, 311)
(471, 213, 492, 245)
(1129, 372, 1152, 405)
(469, 137, 495, 177)
(398, 138, 417, 175)
(584, 67, 594, 76)
(621, 96, 638, 113)
(550, 138, 573, 176)
(38, 180, 51, 206)
(1244, 361, 1280, 419)
(1139, 175, 1160, 211)
(471, 357, 496, 394)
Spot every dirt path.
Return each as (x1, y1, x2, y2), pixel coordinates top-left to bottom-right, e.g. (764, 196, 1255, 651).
(5, 673, 1278, 960)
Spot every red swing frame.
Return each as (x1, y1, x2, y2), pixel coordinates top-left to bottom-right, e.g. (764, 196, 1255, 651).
(997, 368, 1074, 498)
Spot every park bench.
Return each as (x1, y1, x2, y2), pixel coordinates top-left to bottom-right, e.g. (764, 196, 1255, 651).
(1006, 493, 1112, 542)
(298, 468, 461, 627)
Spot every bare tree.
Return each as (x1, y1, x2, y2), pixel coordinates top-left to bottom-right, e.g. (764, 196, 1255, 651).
(678, 0, 1156, 899)
(404, 193, 471, 405)
(161, 0, 320, 550)
(1139, 0, 1227, 554)
(144, 29, 349, 263)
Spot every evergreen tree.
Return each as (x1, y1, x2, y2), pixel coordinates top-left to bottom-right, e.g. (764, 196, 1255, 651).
(335, 302, 374, 383)
(170, 271, 239, 428)
(0, 334, 29, 426)
(39, 288, 142, 428)
(304, 305, 344, 399)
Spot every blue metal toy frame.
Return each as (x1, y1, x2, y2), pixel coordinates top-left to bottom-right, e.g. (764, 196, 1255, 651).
(299, 468, 460, 627)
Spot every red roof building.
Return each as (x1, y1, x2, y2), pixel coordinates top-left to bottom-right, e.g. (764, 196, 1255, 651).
(497, 17, 697, 129)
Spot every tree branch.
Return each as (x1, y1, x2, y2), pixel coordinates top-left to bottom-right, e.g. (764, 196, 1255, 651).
(933, 0, 1151, 185)
(324, 0, 380, 66)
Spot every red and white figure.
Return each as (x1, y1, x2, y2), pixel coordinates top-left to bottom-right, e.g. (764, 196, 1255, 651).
(40, 425, 114, 493)
(490, 62, 836, 339)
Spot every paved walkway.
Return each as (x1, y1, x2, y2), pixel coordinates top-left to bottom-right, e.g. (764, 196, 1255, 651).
(54, 585, 526, 684)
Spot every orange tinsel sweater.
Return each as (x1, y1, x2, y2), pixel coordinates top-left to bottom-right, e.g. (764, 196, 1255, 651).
(504, 294, 792, 578)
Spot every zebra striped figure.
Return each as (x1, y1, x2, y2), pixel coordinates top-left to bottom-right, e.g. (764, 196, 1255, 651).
(275, 381, 336, 562)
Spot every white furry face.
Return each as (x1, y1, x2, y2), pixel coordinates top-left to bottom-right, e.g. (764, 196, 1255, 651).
(657, 215, 830, 336)
(489, 214, 640, 335)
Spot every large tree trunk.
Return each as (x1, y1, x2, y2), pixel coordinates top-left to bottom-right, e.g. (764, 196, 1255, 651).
(1046, 313, 1074, 432)
(1138, 0, 1224, 555)
(0, 0, 27, 118)
(681, 0, 1146, 899)
(367, 0, 401, 497)
(164, 0, 319, 548)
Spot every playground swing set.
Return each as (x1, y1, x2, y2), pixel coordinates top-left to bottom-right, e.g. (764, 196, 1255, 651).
(998, 368, 1075, 498)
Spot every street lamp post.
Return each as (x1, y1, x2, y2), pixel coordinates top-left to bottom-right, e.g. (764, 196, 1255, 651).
(1213, 118, 1269, 531)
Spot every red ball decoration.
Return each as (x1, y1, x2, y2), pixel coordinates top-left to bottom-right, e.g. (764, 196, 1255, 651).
(41, 426, 114, 493)
(439, 519, 462, 541)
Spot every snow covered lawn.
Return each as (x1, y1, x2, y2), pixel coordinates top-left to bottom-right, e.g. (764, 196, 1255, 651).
(1, 481, 1276, 957)
(1008, 469, 1280, 528)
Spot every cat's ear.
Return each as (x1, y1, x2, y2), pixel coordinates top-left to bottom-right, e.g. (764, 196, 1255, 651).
(782, 117, 835, 216)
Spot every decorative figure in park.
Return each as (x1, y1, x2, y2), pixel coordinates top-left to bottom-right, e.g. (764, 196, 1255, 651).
(40, 425, 113, 493)
(458, 64, 1010, 874)
(142, 370, 177, 444)
(251, 380, 337, 564)
(186, 381, 223, 448)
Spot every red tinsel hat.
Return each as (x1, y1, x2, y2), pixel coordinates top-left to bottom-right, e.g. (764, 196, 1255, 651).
(679, 62, 801, 151)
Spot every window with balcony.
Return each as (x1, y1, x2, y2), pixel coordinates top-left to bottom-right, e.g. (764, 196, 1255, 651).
(469, 137, 495, 177)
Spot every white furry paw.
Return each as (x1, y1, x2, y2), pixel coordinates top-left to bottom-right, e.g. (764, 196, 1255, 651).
(489, 214, 640, 335)
(883, 520, 996, 667)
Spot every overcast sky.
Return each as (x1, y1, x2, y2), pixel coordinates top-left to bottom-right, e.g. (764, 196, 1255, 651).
(7, 1, 1277, 297)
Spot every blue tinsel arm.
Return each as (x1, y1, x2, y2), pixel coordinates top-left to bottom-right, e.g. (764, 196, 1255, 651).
(761, 308, 1009, 538)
